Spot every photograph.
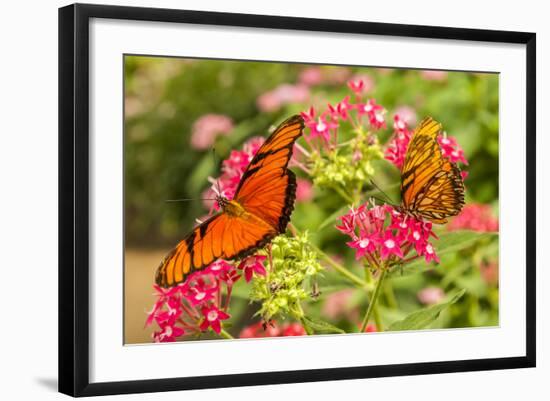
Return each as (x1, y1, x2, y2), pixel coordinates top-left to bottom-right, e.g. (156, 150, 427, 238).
(123, 56, 500, 344)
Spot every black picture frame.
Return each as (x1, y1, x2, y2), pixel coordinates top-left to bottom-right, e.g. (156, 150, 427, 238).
(58, 3, 536, 397)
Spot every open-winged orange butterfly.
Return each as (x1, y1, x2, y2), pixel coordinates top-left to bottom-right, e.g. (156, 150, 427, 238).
(156, 115, 304, 287)
(399, 117, 465, 224)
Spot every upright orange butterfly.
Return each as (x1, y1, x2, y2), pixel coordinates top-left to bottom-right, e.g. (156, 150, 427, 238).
(156, 115, 304, 287)
(399, 117, 465, 224)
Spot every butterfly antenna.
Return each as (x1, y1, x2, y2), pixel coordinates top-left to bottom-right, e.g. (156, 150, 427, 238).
(369, 179, 396, 206)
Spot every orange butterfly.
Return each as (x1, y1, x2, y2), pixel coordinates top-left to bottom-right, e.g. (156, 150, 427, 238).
(155, 115, 304, 287)
(400, 117, 465, 224)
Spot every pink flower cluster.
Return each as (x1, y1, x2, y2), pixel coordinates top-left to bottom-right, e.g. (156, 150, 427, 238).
(257, 83, 310, 113)
(337, 202, 440, 266)
(146, 256, 267, 342)
(300, 77, 387, 149)
(239, 320, 306, 338)
(190, 114, 234, 150)
(447, 203, 499, 232)
(384, 114, 469, 171)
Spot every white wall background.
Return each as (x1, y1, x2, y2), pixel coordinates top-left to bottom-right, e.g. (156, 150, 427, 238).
(0, 0, 546, 400)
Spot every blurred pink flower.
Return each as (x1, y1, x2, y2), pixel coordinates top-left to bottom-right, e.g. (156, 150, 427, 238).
(480, 260, 499, 286)
(324, 67, 352, 84)
(281, 322, 306, 336)
(190, 114, 234, 150)
(447, 204, 499, 232)
(364, 324, 377, 332)
(393, 105, 418, 126)
(239, 321, 281, 338)
(296, 178, 314, 202)
(299, 66, 323, 86)
(257, 83, 310, 112)
(417, 287, 445, 305)
(421, 70, 448, 81)
(347, 74, 375, 95)
(238, 320, 305, 338)
(322, 289, 356, 320)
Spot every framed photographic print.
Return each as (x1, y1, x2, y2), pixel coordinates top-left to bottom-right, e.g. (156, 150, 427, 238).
(58, 3, 536, 397)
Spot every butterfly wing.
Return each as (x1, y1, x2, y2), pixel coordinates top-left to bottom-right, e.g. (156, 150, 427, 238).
(401, 117, 465, 223)
(155, 115, 304, 287)
(234, 114, 304, 232)
(155, 212, 276, 287)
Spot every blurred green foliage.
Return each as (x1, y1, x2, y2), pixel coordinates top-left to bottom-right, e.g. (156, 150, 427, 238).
(125, 55, 499, 333)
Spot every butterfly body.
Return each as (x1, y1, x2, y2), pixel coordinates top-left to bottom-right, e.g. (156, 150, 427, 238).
(399, 117, 465, 224)
(156, 115, 304, 288)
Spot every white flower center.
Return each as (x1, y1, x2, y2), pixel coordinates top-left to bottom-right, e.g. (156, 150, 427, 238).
(364, 104, 373, 112)
(397, 120, 405, 129)
(399, 222, 407, 229)
(207, 310, 219, 322)
(359, 239, 370, 248)
(426, 244, 434, 254)
(195, 292, 206, 301)
(384, 239, 395, 249)
(316, 120, 326, 131)
(375, 113, 384, 122)
(413, 231, 421, 241)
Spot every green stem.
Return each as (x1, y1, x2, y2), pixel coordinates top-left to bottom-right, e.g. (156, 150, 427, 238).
(309, 242, 373, 290)
(219, 328, 234, 339)
(360, 268, 387, 332)
(331, 184, 354, 204)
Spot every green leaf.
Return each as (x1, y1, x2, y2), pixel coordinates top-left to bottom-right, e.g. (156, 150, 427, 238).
(301, 316, 346, 334)
(389, 231, 497, 277)
(387, 289, 466, 331)
(317, 205, 349, 231)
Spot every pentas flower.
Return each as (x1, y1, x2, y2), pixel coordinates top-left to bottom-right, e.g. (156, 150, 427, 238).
(337, 201, 439, 267)
(447, 203, 499, 232)
(356, 99, 386, 130)
(200, 305, 230, 334)
(146, 260, 244, 342)
(238, 255, 267, 283)
(438, 135, 469, 165)
(306, 115, 338, 143)
(327, 96, 352, 121)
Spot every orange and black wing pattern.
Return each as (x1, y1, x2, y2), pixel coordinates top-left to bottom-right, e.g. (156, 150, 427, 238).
(234, 114, 304, 231)
(155, 115, 304, 287)
(400, 117, 465, 224)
